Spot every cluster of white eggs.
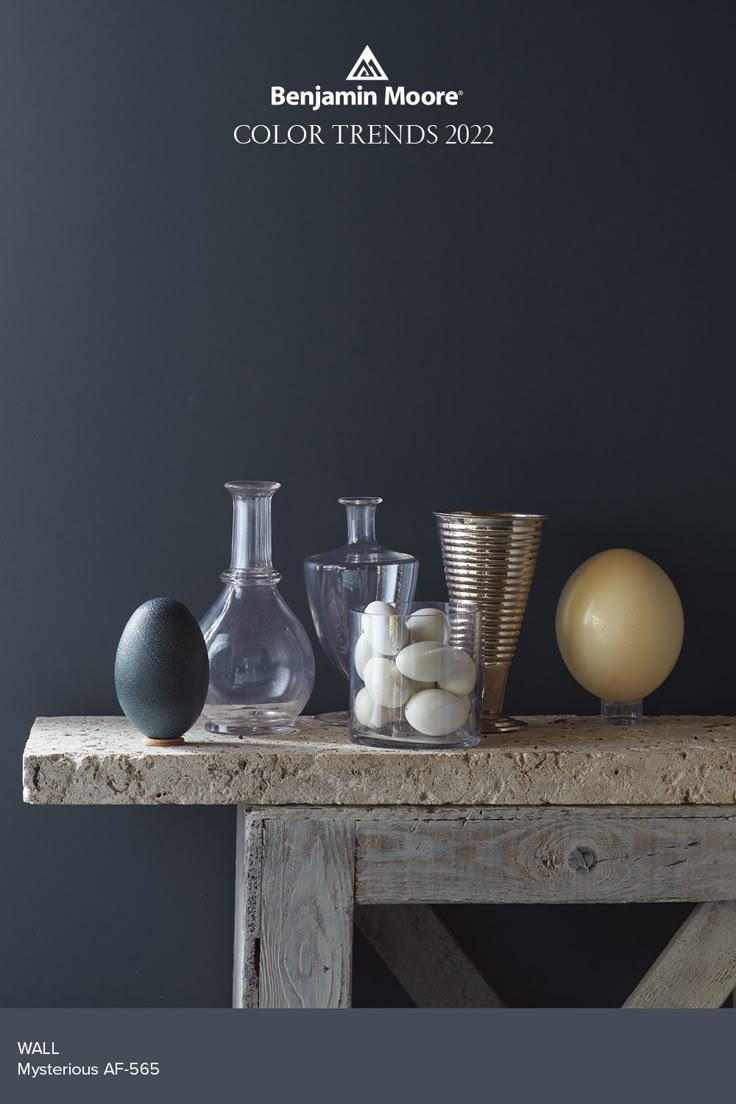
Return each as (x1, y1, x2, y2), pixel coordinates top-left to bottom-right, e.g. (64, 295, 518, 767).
(353, 602, 477, 738)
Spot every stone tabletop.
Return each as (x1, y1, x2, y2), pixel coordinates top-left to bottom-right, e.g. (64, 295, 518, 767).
(22, 715, 736, 807)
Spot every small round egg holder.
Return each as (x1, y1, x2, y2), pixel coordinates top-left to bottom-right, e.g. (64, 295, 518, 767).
(601, 699, 644, 726)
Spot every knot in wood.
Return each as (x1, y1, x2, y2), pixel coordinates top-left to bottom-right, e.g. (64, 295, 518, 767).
(567, 845, 597, 873)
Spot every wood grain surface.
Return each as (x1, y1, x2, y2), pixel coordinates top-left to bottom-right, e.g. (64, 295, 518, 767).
(259, 817, 355, 1008)
(354, 807, 736, 904)
(232, 808, 263, 1009)
(624, 902, 736, 1008)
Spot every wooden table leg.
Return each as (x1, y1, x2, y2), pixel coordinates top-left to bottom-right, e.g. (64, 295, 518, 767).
(256, 812, 355, 1008)
(233, 807, 263, 1008)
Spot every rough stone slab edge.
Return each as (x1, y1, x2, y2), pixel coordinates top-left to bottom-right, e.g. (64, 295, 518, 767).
(22, 748, 736, 807)
(22, 716, 736, 808)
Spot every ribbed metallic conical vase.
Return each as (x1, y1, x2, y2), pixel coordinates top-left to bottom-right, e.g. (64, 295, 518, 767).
(435, 511, 546, 734)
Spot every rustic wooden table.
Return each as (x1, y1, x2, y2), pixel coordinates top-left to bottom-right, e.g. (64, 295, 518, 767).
(23, 715, 736, 1009)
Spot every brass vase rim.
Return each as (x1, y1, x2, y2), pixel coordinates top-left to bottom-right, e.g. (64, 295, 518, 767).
(435, 510, 548, 521)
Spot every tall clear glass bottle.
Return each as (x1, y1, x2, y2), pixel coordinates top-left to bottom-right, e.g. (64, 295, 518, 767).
(201, 481, 315, 735)
(304, 497, 419, 680)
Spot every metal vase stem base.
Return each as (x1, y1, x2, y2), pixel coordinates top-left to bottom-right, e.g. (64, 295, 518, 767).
(435, 511, 546, 736)
(480, 660, 524, 733)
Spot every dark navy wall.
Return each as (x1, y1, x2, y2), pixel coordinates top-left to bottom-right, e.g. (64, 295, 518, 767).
(2, 0, 734, 1006)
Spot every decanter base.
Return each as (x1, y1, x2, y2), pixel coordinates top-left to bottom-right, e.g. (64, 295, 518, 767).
(315, 710, 349, 727)
(204, 706, 300, 737)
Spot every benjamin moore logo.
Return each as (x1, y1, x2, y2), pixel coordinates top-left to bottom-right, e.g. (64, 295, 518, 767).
(346, 45, 388, 81)
(270, 45, 462, 110)
(234, 45, 493, 145)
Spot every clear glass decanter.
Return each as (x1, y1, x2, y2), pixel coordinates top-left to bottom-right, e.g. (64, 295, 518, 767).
(201, 481, 315, 735)
(304, 497, 419, 685)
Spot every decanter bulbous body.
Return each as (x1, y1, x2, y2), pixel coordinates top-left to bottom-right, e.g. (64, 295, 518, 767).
(201, 481, 315, 735)
(304, 497, 419, 679)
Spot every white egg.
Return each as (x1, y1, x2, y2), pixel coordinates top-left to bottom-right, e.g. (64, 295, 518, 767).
(396, 641, 443, 681)
(437, 648, 477, 696)
(396, 643, 476, 694)
(363, 655, 415, 709)
(406, 608, 450, 645)
(362, 600, 408, 656)
(405, 689, 471, 738)
(353, 633, 374, 679)
(353, 686, 394, 730)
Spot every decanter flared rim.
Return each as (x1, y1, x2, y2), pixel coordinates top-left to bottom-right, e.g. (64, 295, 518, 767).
(225, 480, 281, 497)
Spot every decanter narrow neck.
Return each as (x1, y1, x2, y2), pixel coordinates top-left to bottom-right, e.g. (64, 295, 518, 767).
(226, 482, 281, 583)
(342, 499, 380, 544)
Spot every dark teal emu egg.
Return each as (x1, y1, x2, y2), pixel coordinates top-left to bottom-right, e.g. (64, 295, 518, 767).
(114, 598, 209, 743)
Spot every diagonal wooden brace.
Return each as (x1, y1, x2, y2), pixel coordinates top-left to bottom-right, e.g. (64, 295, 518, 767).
(357, 905, 503, 1007)
(624, 902, 736, 1008)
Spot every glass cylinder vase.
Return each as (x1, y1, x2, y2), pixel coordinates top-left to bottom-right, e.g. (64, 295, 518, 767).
(200, 481, 315, 736)
(349, 601, 480, 750)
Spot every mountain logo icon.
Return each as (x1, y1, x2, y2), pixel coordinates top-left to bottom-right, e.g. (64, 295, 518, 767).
(346, 45, 388, 81)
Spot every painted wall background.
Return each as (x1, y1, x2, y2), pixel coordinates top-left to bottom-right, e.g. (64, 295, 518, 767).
(2, 0, 733, 1006)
